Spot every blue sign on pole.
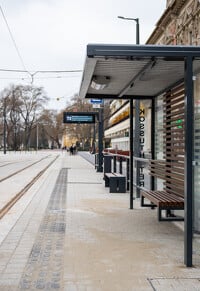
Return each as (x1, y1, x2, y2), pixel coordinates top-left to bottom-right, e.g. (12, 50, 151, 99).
(63, 112, 96, 124)
(90, 99, 103, 104)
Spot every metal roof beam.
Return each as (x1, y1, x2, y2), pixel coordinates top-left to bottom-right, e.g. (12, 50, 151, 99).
(87, 44, 200, 58)
(85, 94, 154, 100)
(118, 59, 156, 97)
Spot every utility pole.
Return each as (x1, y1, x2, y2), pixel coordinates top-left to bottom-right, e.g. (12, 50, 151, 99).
(3, 98, 7, 154)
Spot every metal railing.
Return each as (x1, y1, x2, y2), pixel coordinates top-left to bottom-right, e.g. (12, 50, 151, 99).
(102, 151, 151, 194)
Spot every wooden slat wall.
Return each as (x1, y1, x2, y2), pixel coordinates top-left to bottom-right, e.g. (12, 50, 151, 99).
(163, 84, 185, 197)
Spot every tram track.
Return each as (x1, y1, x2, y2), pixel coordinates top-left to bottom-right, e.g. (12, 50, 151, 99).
(0, 162, 18, 168)
(0, 154, 52, 183)
(0, 154, 59, 219)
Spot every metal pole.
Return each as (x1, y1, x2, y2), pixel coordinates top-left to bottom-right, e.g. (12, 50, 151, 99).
(93, 123, 96, 154)
(97, 107, 103, 172)
(130, 18, 140, 206)
(3, 98, 6, 155)
(130, 99, 134, 208)
(36, 122, 38, 151)
(184, 56, 193, 267)
(151, 98, 155, 190)
(134, 100, 140, 198)
(117, 16, 140, 207)
(135, 19, 140, 45)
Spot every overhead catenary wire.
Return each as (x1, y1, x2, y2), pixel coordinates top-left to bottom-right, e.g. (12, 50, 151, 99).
(0, 68, 82, 73)
(0, 68, 82, 84)
(0, 5, 29, 75)
(0, 75, 81, 80)
(0, 5, 83, 83)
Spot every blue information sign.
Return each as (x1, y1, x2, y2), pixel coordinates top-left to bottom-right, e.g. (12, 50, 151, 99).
(63, 112, 96, 124)
(90, 99, 103, 104)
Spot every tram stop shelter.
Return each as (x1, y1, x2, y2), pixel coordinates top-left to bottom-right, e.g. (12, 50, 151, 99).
(79, 44, 200, 267)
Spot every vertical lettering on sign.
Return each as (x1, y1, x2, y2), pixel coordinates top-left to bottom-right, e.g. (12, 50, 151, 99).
(139, 108, 145, 188)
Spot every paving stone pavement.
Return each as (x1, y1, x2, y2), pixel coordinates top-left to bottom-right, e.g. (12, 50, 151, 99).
(0, 152, 199, 291)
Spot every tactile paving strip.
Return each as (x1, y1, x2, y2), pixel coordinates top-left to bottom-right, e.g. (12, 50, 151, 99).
(18, 168, 68, 290)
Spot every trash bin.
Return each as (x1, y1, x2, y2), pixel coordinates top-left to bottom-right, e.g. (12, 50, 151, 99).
(109, 175, 126, 193)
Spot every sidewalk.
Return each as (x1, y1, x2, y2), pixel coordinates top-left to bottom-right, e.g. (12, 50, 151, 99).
(0, 152, 199, 290)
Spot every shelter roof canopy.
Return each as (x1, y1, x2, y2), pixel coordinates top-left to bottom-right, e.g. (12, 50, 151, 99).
(79, 44, 200, 99)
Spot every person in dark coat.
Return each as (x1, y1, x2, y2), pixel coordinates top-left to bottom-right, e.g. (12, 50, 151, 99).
(70, 145, 73, 155)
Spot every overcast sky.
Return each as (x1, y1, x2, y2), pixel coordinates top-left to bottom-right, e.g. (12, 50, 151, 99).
(0, 0, 166, 110)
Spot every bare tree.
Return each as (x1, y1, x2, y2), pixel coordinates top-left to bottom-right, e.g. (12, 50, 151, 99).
(15, 85, 48, 149)
(39, 109, 65, 149)
(0, 84, 48, 150)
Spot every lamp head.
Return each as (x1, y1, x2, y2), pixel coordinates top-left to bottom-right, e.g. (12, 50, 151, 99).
(90, 75, 110, 90)
(118, 15, 139, 23)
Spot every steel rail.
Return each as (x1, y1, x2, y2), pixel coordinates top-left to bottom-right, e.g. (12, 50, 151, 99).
(0, 155, 51, 183)
(0, 155, 59, 219)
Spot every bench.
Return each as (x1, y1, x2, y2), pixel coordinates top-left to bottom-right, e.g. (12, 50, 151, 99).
(105, 173, 126, 193)
(140, 159, 184, 221)
(140, 85, 185, 221)
(141, 189, 184, 221)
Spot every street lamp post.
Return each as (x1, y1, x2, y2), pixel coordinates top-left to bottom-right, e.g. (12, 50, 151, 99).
(118, 16, 140, 45)
(118, 15, 140, 209)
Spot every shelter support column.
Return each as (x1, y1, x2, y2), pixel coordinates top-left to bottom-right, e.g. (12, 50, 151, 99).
(151, 98, 155, 190)
(130, 99, 134, 208)
(134, 100, 140, 198)
(184, 55, 193, 267)
(97, 106, 104, 172)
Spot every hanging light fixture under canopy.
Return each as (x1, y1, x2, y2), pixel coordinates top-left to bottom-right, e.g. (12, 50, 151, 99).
(90, 75, 110, 90)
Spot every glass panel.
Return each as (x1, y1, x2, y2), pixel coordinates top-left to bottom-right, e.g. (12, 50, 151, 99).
(139, 100, 152, 159)
(133, 99, 152, 193)
(133, 99, 152, 158)
(155, 95, 164, 190)
(155, 95, 164, 159)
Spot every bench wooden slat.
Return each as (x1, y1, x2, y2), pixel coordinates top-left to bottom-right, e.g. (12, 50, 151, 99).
(165, 169, 184, 176)
(164, 183, 184, 196)
(165, 147, 185, 152)
(164, 188, 184, 198)
(141, 190, 184, 208)
(164, 111, 184, 121)
(163, 156, 184, 162)
(165, 96, 184, 107)
(150, 170, 184, 181)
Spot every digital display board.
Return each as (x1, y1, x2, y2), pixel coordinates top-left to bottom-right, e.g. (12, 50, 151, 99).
(63, 112, 96, 124)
